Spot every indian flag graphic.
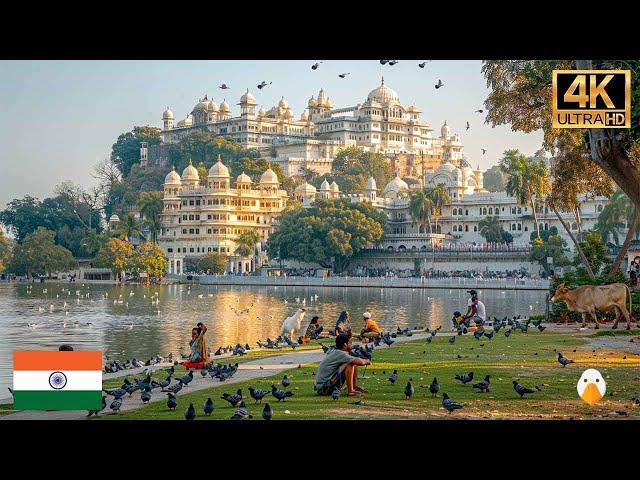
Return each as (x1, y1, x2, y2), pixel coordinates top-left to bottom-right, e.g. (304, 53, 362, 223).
(13, 351, 102, 410)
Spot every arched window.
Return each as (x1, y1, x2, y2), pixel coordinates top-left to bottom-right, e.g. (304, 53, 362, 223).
(489, 207, 493, 215)
(453, 225, 458, 232)
(474, 226, 478, 232)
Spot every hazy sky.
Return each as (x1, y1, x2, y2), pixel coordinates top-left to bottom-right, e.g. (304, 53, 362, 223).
(0, 60, 544, 209)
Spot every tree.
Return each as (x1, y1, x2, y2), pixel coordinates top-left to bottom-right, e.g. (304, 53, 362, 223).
(138, 191, 163, 243)
(573, 232, 610, 276)
(94, 238, 135, 281)
(408, 190, 432, 233)
(130, 242, 168, 280)
(529, 235, 570, 275)
(196, 161, 208, 186)
(314, 147, 393, 194)
(198, 252, 227, 274)
(267, 198, 385, 272)
(478, 216, 503, 243)
(0, 196, 43, 241)
(299, 167, 317, 183)
(117, 213, 143, 242)
(80, 229, 109, 257)
(0, 229, 13, 273)
(483, 164, 507, 192)
(8, 228, 76, 278)
(235, 231, 261, 258)
(111, 126, 162, 177)
(499, 149, 550, 239)
(427, 183, 451, 232)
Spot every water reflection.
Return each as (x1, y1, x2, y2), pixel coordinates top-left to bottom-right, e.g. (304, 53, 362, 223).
(0, 282, 546, 393)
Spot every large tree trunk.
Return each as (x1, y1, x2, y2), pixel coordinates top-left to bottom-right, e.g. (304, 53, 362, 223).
(552, 206, 596, 279)
(576, 60, 640, 212)
(528, 189, 541, 239)
(609, 207, 640, 277)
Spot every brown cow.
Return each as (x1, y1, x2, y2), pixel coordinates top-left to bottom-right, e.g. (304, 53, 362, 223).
(550, 282, 633, 330)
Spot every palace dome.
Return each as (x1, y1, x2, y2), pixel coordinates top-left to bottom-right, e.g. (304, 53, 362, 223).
(181, 160, 199, 181)
(278, 97, 289, 109)
(259, 168, 279, 184)
(308, 96, 317, 107)
(295, 182, 317, 194)
(219, 99, 230, 112)
(368, 77, 400, 105)
(109, 214, 120, 223)
(383, 174, 409, 197)
(163, 107, 174, 120)
(240, 89, 256, 104)
(207, 100, 218, 112)
(192, 98, 209, 113)
(300, 110, 309, 121)
(208, 156, 230, 177)
(441, 120, 450, 138)
(258, 107, 266, 117)
(366, 177, 377, 190)
(164, 167, 181, 184)
(236, 172, 252, 183)
(320, 179, 331, 190)
(330, 181, 340, 192)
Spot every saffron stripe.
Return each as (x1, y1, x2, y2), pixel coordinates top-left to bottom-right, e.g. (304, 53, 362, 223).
(13, 351, 102, 371)
(13, 391, 103, 410)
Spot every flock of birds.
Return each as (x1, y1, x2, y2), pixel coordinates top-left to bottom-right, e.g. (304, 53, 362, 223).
(214, 60, 488, 157)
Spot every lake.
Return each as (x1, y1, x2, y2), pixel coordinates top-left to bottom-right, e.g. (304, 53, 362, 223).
(0, 281, 548, 394)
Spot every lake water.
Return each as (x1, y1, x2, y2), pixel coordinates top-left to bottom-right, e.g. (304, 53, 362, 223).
(0, 282, 548, 394)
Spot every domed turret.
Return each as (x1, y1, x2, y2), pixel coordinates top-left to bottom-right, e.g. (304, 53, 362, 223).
(383, 174, 409, 199)
(163, 107, 174, 120)
(300, 110, 309, 121)
(367, 77, 400, 105)
(441, 120, 450, 138)
(295, 182, 317, 194)
(181, 159, 199, 182)
(258, 106, 266, 117)
(240, 89, 257, 105)
(236, 172, 252, 184)
(278, 97, 289, 109)
(219, 99, 230, 113)
(259, 168, 279, 184)
(164, 166, 181, 185)
(207, 100, 219, 112)
(208, 155, 230, 177)
(308, 96, 317, 107)
(325, 98, 333, 109)
(366, 177, 377, 191)
(320, 179, 331, 191)
(330, 181, 340, 192)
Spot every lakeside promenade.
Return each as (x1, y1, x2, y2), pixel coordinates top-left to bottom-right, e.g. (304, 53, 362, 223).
(174, 274, 551, 291)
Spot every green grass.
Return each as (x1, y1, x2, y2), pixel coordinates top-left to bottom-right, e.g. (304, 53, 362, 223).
(100, 330, 640, 420)
(0, 404, 14, 417)
(591, 328, 640, 337)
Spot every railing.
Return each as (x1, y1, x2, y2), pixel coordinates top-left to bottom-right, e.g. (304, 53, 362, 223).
(355, 249, 532, 260)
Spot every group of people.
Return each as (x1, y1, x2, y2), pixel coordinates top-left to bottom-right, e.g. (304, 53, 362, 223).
(629, 256, 640, 288)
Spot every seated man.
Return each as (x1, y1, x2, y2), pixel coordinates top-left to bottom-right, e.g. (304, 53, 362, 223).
(314, 333, 371, 397)
(359, 312, 381, 343)
(461, 290, 486, 327)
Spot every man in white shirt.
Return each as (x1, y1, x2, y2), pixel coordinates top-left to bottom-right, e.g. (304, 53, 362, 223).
(462, 289, 486, 327)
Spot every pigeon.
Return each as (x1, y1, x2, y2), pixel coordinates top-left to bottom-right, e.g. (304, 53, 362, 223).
(262, 402, 273, 420)
(442, 393, 463, 414)
(557, 353, 575, 367)
(165, 365, 175, 375)
(473, 375, 491, 393)
(388, 60, 399, 66)
(429, 377, 440, 397)
(311, 61, 323, 70)
(166, 393, 178, 410)
(165, 380, 183, 394)
(481, 148, 487, 155)
(331, 388, 341, 401)
(504, 329, 512, 338)
(475, 109, 484, 113)
(483, 330, 494, 340)
(110, 398, 122, 413)
(87, 395, 107, 417)
(449, 335, 456, 344)
(141, 386, 152, 404)
(217, 387, 242, 406)
(104, 388, 127, 400)
(466, 121, 470, 131)
(200, 368, 208, 377)
(513, 380, 535, 397)
(382, 334, 395, 346)
(281, 375, 290, 388)
(248, 387, 269, 403)
(257, 81, 272, 90)
(185, 403, 196, 420)
(404, 381, 414, 399)
(203, 397, 214, 416)
(537, 324, 547, 332)
(338, 73, 350, 78)
(178, 370, 194, 386)
(230, 401, 252, 420)
(219, 84, 230, 89)
(435, 79, 444, 89)
(418, 61, 431, 68)
(474, 330, 484, 340)
(271, 384, 294, 402)
(380, 60, 389, 65)
(214, 347, 222, 356)
(388, 369, 398, 384)
(455, 372, 474, 384)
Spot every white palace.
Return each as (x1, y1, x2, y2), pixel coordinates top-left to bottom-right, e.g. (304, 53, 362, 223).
(143, 78, 465, 178)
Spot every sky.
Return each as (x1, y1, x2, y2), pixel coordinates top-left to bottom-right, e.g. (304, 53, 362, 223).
(0, 60, 544, 209)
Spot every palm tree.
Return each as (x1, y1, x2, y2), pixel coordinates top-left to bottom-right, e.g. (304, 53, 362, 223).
(427, 183, 451, 233)
(478, 216, 503, 243)
(143, 215, 163, 244)
(235, 230, 261, 258)
(500, 150, 550, 239)
(117, 213, 142, 242)
(408, 191, 433, 234)
(138, 192, 163, 244)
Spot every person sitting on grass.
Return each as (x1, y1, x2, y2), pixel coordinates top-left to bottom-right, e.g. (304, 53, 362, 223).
(303, 316, 324, 341)
(314, 333, 370, 397)
(359, 312, 381, 343)
(185, 323, 208, 367)
(333, 311, 352, 337)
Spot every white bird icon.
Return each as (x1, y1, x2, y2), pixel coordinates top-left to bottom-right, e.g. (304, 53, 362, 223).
(577, 369, 606, 405)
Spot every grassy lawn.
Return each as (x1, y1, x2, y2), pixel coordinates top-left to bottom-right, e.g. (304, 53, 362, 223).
(100, 330, 640, 420)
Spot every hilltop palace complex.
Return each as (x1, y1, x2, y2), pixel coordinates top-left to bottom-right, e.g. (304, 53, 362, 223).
(141, 79, 609, 274)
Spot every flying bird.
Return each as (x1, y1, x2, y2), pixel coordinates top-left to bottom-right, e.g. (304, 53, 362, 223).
(513, 380, 535, 398)
(481, 148, 487, 155)
(311, 61, 323, 70)
(184, 403, 196, 420)
(466, 121, 470, 131)
(257, 81, 272, 90)
(435, 79, 444, 89)
(338, 72, 350, 78)
(418, 61, 432, 68)
(380, 60, 389, 65)
(475, 109, 484, 113)
(388, 60, 399, 66)
(219, 84, 230, 89)
(442, 393, 463, 414)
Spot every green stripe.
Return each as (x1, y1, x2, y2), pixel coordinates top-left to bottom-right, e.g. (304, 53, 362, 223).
(13, 391, 102, 410)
